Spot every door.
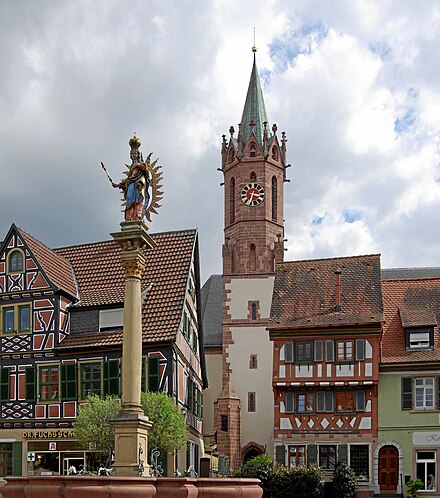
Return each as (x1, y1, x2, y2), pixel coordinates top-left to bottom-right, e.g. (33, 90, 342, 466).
(379, 446, 398, 490)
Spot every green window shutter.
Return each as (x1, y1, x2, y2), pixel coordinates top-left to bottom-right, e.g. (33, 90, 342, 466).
(314, 340, 324, 362)
(355, 339, 365, 361)
(275, 445, 285, 465)
(12, 441, 22, 476)
(438, 377, 440, 409)
(148, 357, 160, 392)
(61, 364, 77, 401)
(355, 390, 366, 411)
(326, 340, 335, 362)
(25, 366, 36, 402)
(307, 444, 317, 464)
(0, 367, 10, 402)
(401, 377, 412, 410)
(104, 359, 120, 396)
(338, 444, 348, 463)
(285, 392, 295, 413)
(285, 342, 294, 363)
(141, 357, 146, 393)
(199, 391, 204, 420)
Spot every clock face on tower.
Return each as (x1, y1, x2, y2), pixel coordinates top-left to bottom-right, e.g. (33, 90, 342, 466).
(241, 182, 265, 206)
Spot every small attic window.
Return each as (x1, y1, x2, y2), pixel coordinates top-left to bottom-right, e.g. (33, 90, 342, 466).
(8, 249, 24, 273)
(99, 308, 124, 332)
(405, 328, 434, 350)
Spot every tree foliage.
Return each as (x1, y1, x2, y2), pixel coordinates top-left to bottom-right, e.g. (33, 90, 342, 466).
(73, 394, 121, 455)
(332, 462, 358, 498)
(141, 391, 188, 454)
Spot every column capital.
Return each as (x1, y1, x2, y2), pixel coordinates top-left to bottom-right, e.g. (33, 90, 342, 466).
(111, 221, 155, 279)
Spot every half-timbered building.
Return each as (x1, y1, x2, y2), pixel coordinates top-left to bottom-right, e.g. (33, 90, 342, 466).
(0, 223, 207, 477)
(268, 255, 383, 496)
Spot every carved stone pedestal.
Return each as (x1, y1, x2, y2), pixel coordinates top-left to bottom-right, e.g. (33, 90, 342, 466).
(112, 411, 153, 477)
(110, 220, 155, 477)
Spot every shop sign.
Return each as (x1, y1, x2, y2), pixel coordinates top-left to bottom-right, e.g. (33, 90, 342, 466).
(49, 442, 57, 451)
(27, 452, 36, 462)
(413, 432, 440, 446)
(22, 430, 75, 439)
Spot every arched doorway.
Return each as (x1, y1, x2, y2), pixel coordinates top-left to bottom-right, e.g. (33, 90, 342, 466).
(241, 442, 265, 464)
(379, 445, 398, 491)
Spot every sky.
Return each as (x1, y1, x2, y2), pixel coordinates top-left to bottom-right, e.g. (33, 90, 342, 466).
(1, 0, 439, 284)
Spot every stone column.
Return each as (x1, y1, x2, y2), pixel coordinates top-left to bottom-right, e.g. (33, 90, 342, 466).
(110, 220, 155, 477)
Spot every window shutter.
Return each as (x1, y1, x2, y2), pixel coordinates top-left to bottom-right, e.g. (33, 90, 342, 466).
(285, 342, 294, 363)
(326, 391, 334, 412)
(438, 377, 440, 410)
(275, 445, 285, 465)
(61, 364, 77, 401)
(338, 444, 348, 463)
(355, 390, 366, 411)
(12, 441, 22, 476)
(148, 357, 160, 392)
(104, 359, 120, 396)
(0, 367, 10, 402)
(401, 377, 412, 410)
(326, 340, 335, 362)
(316, 391, 325, 412)
(141, 357, 146, 392)
(314, 341, 324, 362)
(25, 366, 36, 402)
(307, 444, 317, 464)
(355, 339, 365, 361)
(195, 443, 199, 473)
(285, 392, 295, 413)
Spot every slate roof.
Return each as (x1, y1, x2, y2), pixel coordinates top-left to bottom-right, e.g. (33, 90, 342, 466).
(240, 53, 271, 150)
(381, 277, 440, 364)
(17, 227, 78, 299)
(201, 274, 223, 347)
(55, 229, 197, 347)
(382, 267, 440, 280)
(269, 254, 384, 330)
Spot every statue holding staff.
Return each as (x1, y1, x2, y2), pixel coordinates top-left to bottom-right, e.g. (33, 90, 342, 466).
(101, 135, 163, 223)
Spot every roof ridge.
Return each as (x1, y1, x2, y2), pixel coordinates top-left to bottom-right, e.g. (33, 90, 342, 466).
(279, 253, 381, 266)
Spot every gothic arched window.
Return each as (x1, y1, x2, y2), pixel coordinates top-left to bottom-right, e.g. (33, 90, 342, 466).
(272, 146, 279, 161)
(272, 176, 278, 222)
(250, 144, 256, 157)
(250, 171, 256, 181)
(230, 177, 235, 224)
(249, 244, 256, 271)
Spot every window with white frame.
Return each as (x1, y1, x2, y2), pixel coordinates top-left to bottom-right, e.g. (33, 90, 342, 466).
(416, 451, 436, 491)
(414, 378, 435, 410)
(407, 328, 433, 350)
(288, 445, 305, 468)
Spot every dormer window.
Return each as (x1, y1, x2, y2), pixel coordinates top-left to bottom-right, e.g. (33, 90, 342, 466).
(405, 327, 434, 350)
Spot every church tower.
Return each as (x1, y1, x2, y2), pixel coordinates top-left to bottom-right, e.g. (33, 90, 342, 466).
(215, 47, 289, 471)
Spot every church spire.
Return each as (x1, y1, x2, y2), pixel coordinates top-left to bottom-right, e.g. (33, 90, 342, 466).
(239, 46, 269, 151)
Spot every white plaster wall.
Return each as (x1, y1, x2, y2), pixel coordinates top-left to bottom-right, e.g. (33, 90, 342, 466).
(226, 277, 274, 319)
(229, 325, 274, 450)
(203, 352, 223, 437)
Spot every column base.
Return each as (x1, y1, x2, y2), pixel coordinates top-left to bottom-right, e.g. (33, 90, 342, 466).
(111, 411, 153, 477)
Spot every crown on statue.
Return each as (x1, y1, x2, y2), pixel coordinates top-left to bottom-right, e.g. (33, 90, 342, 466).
(129, 134, 141, 150)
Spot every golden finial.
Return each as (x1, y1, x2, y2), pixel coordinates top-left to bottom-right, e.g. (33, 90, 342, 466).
(252, 26, 257, 52)
(129, 134, 141, 149)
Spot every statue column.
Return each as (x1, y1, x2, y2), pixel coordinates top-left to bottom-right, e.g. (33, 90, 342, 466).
(110, 219, 154, 477)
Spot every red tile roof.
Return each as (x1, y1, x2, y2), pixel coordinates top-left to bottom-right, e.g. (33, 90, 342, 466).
(18, 227, 78, 298)
(381, 277, 440, 364)
(55, 229, 197, 347)
(269, 254, 384, 330)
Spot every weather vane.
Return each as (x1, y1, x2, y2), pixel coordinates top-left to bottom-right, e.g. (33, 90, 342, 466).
(101, 134, 163, 223)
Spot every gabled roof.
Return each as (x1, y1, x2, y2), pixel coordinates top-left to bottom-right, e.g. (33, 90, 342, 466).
(382, 267, 440, 280)
(201, 274, 223, 347)
(269, 254, 384, 330)
(55, 229, 197, 346)
(381, 277, 440, 364)
(240, 53, 271, 150)
(4, 225, 78, 298)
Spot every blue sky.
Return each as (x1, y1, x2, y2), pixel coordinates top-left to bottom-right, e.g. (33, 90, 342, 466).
(0, 0, 439, 282)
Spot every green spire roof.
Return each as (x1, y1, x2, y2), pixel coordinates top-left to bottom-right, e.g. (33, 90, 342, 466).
(240, 53, 269, 149)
